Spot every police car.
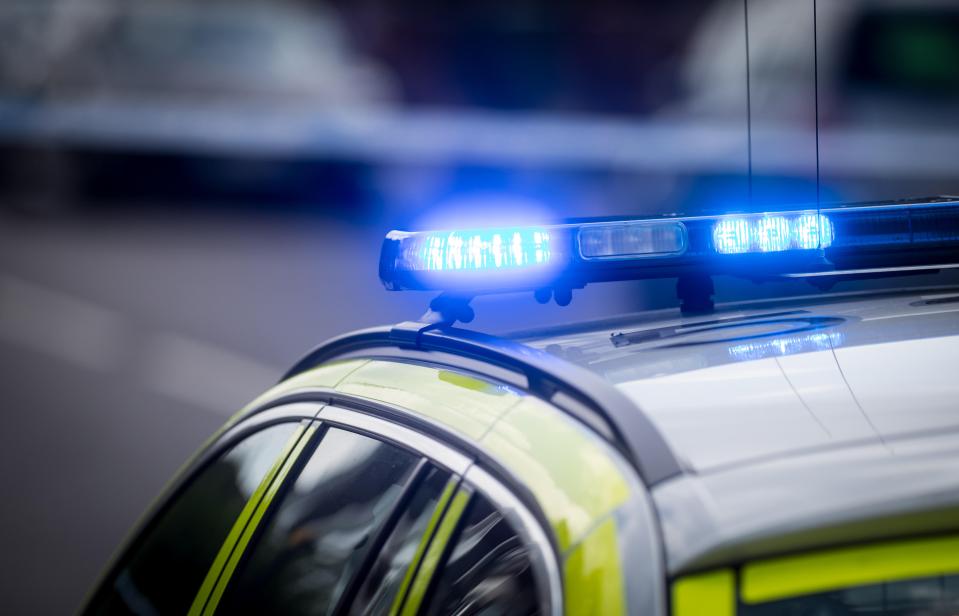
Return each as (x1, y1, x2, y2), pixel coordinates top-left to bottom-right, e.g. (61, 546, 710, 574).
(84, 197, 959, 615)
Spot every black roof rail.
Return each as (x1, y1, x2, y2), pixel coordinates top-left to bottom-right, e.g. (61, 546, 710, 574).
(284, 321, 683, 486)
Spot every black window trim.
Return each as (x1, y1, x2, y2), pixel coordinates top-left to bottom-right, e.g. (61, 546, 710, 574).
(81, 402, 325, 614)
(319, 405, 473, 476)
(330, 458, 432, 615)
(217, 421, 430, 616)
(462, 465, 564, 616)
(242, 389, 560, 558)
(317, 404, 564, 616)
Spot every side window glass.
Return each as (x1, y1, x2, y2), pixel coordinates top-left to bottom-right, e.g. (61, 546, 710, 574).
(87, 422, 302, 615)
(426, 494, 542, 616)
(350, 466, 454, 616)
(219, 427, 421, 615)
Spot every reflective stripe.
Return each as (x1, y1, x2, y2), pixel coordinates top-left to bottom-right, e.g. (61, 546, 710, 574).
(188, 423, 318, 616)
(741, 534, 959, 604)
(671, 569, 735, 616)
(389, 477, 460, 616)
(563, 517, 626, 616)
(400, 487, 472, 616)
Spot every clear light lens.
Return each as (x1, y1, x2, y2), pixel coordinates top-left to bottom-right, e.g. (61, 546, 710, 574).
(754, 216, 791, 252)
(579, 221, 686, 259)
(712, 218, 751, 254)
(713, 212, 834, 254)
(401, 227, 551, 271)
(794, 214, 835, 249)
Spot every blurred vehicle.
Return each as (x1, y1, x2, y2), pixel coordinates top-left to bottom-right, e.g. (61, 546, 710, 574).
(677, 0, 959, 204)
(0, 0, 393, 212)
(3, 0, 958, 217)
(0, 0, 392, 104)
(683, 0, 959, 126)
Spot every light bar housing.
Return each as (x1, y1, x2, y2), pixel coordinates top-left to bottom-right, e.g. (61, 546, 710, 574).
(380, 197, 959, 294)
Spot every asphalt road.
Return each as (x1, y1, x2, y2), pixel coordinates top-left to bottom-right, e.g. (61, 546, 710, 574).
(0, 209, 642, 613)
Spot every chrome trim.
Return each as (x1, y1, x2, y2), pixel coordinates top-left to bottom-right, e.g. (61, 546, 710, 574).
(785, 262, 959, 277)
(318, 405, 473, 476)
(464, 465, 564, 616)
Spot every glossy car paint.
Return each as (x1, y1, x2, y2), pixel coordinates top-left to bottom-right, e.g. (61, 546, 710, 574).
(519, 286, 959, 575)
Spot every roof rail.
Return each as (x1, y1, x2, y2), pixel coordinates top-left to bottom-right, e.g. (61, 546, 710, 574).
(284, 322, 683, 486)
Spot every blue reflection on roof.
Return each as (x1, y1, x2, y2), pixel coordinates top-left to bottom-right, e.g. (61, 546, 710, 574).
(727, 331, 846, 362)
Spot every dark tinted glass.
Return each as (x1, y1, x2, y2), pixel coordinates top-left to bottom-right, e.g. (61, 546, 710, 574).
(86, 423, 301, 615)
(219, 427, 420, 615)
(350, 466, 452, 616)
(741, 573, 959, 616)
(426, 495, 541, 616)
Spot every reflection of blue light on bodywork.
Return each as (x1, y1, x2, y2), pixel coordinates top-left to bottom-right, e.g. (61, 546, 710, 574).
(412, 228, 551, 271)
(728, 331, 846, 362)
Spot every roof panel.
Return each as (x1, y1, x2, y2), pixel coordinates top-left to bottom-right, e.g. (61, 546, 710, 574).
(521, 287, 959, 472)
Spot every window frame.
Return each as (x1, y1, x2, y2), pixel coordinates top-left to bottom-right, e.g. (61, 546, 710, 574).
(185, 400, 562, 615)
(316, 405, 564, 616)
(82, 402, 325, 615)
(189, 419, 320, 616)
(87, 391, 564, 616)
(404, 465, 563, 616)
(204, 419, 434, 615)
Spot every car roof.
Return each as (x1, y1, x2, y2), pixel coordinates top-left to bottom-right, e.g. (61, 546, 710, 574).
(283, 284, 959, 574)
(516, 287, 959, 575)
(516, 285, 959, 572)
(516, 285, 959, 472)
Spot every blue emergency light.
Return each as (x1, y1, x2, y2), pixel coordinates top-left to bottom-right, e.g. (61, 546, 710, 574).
(380, 197, 959, 296)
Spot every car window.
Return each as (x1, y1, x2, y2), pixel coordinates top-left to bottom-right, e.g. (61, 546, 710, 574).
(740, 573, 959, 616)
(425, 493, 542, 616)
(349, 466, 455, 616)
(217, 426, 422, 615)
(86, 422, 302, 616)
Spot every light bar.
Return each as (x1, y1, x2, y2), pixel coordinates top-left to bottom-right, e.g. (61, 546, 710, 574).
(379, 197, 959, 293)
(394, 227, 552, 272)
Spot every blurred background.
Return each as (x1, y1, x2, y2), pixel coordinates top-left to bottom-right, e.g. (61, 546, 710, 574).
(1, 0, 958, 611)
